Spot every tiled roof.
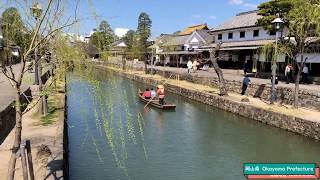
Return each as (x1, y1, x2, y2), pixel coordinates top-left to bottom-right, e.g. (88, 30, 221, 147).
(211, 10, 261, 32)
(155, 34, 175, 45)
(179, 24, 209, 35)
(162, 34, 191, 46)
(111, 40, 126, 47)
(220, 39, 275, 48)
(195, 30, 214, 44)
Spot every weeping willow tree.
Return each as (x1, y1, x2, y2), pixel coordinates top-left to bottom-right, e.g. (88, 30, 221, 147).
(1, 1, 149, 179)
(66, 62, 149, 178)
(0, 1, 80, 179)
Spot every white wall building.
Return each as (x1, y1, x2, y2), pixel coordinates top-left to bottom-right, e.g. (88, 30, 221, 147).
(210, 10, 283, 72)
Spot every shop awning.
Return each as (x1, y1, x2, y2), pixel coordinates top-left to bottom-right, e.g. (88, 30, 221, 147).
(220, 46, 260, 51)
(157, 51, 200, 55)
(296, 53, 320, 63)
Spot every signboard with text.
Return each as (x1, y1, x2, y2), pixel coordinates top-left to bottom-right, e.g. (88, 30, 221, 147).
(244, 163, 320, 179)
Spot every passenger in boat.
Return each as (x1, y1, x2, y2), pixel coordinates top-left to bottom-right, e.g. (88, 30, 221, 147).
(157, 85, 165, 105)
(150, 88, 157, 98)
(143, 88, 151, 99)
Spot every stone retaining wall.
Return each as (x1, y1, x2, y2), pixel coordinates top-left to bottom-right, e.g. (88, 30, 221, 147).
(100, 66, 320, 140)
(0, 88, 32, 144)
(152, 69, 320, 111)
(0, 70, 51, 144)
(103, 61, 320, 111)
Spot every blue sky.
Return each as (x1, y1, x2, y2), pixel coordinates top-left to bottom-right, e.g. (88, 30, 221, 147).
(0, 0, 265, 37)
(73, 0, 265, 36)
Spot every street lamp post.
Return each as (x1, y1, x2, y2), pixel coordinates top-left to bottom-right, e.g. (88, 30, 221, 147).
(270, 17, 284, 104)
(31, 3, 42, 85)
(31, 3, 47, 115)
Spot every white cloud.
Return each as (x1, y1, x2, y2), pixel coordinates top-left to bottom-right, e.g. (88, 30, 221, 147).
(114, 28, 129, 38)
(229, 0, 257, 9)
(192, 14, 202, 19)
(243, 3, 257, 9)
(209, 16, 217, 20)
(229, 0, 243, 5)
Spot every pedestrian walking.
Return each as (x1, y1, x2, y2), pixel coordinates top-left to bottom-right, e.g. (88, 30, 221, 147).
(285, 64, 291, 84)
(241, 75, 251, 95)
(187, 60, 192, 74)
(302, 64, 309, 84)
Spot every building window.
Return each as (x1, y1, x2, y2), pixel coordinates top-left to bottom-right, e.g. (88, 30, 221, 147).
(228, 32, 233, 39)
(240, 31, 246, 38)
(269, 30, 276, 36)
(218, 34, 222, 40)
(253, 30, 259, 37)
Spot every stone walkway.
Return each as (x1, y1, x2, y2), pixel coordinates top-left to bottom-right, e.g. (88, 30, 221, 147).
(121, 60, 320, 94)
(0, 77, 65, 179)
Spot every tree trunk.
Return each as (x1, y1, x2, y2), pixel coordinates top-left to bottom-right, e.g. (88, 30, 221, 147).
(144, 54, 148, 74)
(294, 54, 303, 108)
(7, 89, 23, 180)
(210, 50, 228, 96)
(122, 55, 126, 71)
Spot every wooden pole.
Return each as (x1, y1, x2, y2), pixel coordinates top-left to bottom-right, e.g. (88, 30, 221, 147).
(20, 145, 28, 180)
(25, 140, 35, 180)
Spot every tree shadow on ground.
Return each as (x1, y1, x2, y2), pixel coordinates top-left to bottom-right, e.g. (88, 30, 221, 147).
(44, 159, 63, 180)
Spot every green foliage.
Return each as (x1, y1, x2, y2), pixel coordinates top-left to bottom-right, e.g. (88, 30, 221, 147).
(287, 1, 320, 45)
(257, 0, 294, 31)
(137, 12, 152, 54)
(90, 20, 115, 52)
(1, 7, 31, 53)
(99, 20, 115, 38)
(123, 30, 135, 50)
(100, 51, 111, 61)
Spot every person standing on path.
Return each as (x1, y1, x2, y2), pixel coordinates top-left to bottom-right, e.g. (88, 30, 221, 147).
(241, 75, 251, 95)
(192, 60, 198, 73)
(302, 64, 309, 84)
(285, 64, 291, 84)
(187, 60, 193, 74)
(243, 60, 249, 75)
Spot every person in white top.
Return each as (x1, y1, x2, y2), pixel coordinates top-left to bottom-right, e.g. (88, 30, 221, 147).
(302, 65, 309, 84)
(187, 60, 193, 74)
(285, 64, 291, 84)
(192, 60, 198, 73)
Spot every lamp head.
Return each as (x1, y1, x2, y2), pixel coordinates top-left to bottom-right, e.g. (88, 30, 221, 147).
(31, 3, 43, 19)
(272, 17, 284, 30)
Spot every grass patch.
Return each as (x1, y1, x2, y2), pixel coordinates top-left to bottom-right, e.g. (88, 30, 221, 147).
(40, 79, 64, 126)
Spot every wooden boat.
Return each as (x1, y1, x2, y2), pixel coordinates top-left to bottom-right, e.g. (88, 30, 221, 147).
(138, 92, 176, 110)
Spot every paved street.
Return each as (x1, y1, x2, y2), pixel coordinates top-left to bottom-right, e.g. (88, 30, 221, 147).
(0, 63, 50, 110)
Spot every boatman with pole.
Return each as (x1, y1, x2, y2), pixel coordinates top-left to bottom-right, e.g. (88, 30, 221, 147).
(157, 85, 165, 105)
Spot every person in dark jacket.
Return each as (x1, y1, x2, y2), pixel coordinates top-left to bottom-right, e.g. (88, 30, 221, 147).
(243, 61, 250, 75)
(241, 75, 251, 95)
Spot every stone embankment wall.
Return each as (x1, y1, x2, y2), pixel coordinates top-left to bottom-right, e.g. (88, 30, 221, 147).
(0, 71, 51, 144)
(153, 69, 320, 111)
(105, 61, 320, 111)
(100, 66, 320, 140)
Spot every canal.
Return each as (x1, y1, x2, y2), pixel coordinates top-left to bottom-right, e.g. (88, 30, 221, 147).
(67, 69, 320, 180)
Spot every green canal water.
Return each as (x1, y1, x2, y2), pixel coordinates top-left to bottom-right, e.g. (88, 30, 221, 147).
(67, 69, 320, 180)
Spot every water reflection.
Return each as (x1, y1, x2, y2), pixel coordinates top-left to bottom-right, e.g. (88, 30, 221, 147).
(68, 70, 320, 180)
